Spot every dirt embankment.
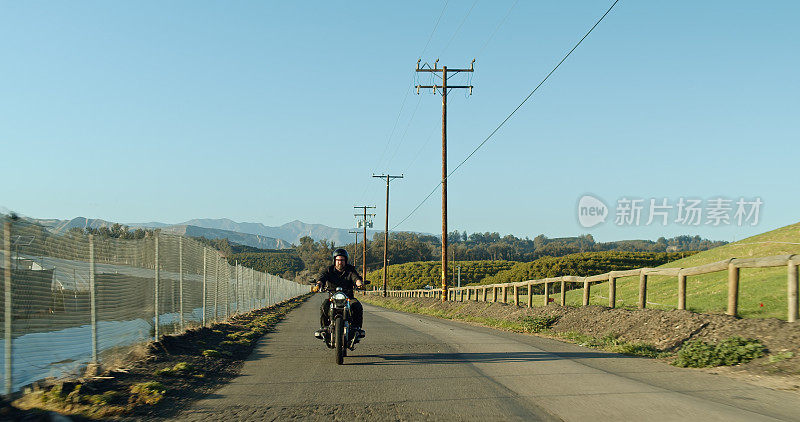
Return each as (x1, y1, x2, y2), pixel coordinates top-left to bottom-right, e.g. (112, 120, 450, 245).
(361, 296, 800, 380)
(2, 295, 311, 421)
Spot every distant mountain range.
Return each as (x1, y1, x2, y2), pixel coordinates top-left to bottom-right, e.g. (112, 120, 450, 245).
(28, 217, 378, 249)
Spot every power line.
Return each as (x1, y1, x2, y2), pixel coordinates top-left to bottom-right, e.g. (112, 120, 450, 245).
(356, 0, 451, 205)
(441, 0, 479, 56)
(392, 0, 620, 231)
(373, 174, 403, 296)
(386, 93, 423, 167)
(415, 60, 475, 300)
(476, 0, 519, 59)
(403, 129, 437, 175)
(452, 0, 619, 176)
(398, 0, 512, 178)
(419, 0, 450, 60)
(353, 206, 376, 281)
(358, 80, 413, 204)
(382, 0, 459, 176)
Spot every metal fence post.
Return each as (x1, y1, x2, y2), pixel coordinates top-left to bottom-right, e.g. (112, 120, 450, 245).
(4, 221, 13, 394)
(154, 235, 160, 339)
(214, 255, 220, 322)
(789, 261, 798, 322)
(235, 263, 240, 314)
(202, 248, 207, 327)
(89, 235, 98, 363)
(179, 237, 184, 330)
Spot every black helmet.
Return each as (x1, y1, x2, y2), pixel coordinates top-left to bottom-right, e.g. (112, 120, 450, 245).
(332, 248, 349, 263)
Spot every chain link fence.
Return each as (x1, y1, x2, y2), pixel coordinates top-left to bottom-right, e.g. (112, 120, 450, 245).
(0, 217, 308, 394)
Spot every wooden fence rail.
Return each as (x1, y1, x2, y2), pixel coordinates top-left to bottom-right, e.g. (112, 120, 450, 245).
(366, 254, 800, 322)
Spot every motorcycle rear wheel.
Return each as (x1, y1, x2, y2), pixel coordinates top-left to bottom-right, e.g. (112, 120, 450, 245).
(334, 317, 344, 365)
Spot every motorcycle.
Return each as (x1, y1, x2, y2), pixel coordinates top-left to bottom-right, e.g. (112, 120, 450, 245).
(320, 281, 369, 365)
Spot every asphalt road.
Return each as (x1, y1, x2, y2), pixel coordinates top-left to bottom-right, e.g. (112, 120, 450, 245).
(174, 295, 800, 421)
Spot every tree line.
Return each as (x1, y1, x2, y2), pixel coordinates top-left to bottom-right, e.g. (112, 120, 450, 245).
(63, 224, 726, 285)
(366, 260, 517, 290)
(343, 232, 723, 274)
(363, 251, 696, 291)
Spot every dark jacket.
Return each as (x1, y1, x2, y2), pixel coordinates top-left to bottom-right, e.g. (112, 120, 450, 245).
(316, 264, 362, 298)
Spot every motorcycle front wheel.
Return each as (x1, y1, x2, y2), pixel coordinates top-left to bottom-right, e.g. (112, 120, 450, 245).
(334, 317, 344, 365)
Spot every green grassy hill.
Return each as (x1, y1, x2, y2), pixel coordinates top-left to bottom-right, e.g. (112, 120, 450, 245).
(548, 223, 800, 319)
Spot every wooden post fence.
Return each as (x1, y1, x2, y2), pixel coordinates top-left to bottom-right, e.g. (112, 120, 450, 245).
(582, 279, 590, 307)
(638, 272, 647, 309)
(376, 255, 800, 322)
(608, 275, 616, 308)
(678, 273, 687, 310)
(527, 282, 534, 307)
(728, 263, 739, 316)
(542, 282, 548, 306)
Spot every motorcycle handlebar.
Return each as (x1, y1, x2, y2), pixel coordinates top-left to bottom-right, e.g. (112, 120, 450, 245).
(321, 285, 368, 293)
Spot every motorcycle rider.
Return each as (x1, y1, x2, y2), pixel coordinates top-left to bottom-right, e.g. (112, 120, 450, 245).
(314, 248, 366, 340)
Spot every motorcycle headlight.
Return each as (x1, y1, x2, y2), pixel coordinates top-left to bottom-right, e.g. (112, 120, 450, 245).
(332, 292, 348, 305)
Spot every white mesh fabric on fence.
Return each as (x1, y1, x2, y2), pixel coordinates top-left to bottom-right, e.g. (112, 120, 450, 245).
(0, 217, 308, 393)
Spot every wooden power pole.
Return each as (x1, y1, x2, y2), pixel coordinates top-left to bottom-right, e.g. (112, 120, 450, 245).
(348, 229, 360, 271)
(373, 174, 403, 297)
(354, 206, 376, 284)
(415, 58, 474, 301)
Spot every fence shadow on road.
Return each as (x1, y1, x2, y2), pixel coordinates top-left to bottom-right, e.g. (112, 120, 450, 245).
(350, 351, 633, 366)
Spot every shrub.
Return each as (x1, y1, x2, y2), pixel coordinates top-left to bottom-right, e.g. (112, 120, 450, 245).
(518, 316, 558, 333)
(154, 367, 175, 377)
(673, 337, 765, 368)
(769, 351, 794, 363)
(172, 362, 194, 372)
(202, 349, 222, 358)
(715, 337, 767, 366)
(130, 382, 165, 405)
(156, 361, 195, 376)
(88, 390, 124, 406)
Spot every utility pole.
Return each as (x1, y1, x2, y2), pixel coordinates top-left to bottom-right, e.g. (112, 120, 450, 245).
(348, 229, 360, 271)
(354, 206, 376, 283)
(416, 58, 474, 301)
(373, 174, 403, 297)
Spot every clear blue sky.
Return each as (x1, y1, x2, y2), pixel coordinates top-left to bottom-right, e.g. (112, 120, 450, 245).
(1, 1, 797, 242)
